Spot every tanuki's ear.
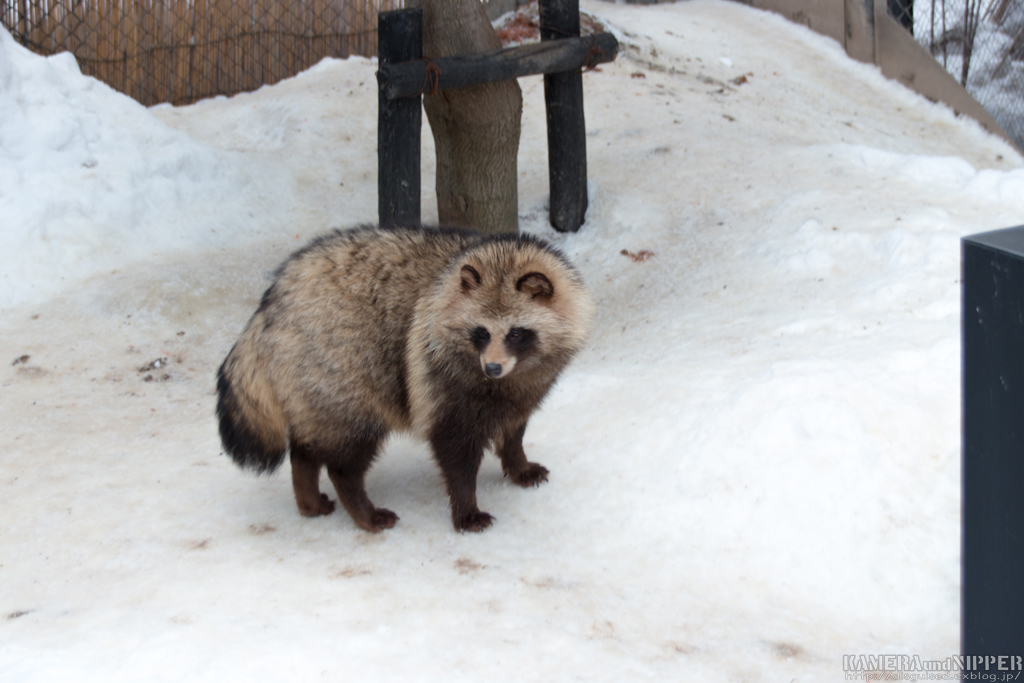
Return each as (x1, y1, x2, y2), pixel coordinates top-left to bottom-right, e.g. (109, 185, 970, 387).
(460, 264, 482, 292)
(516, 271, 554, 299)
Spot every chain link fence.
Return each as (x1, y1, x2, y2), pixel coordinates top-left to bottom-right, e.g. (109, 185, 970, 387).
(0, 0, 403, 106)
(887, 0, 1024, 150)
(2, 0, 1021, 148)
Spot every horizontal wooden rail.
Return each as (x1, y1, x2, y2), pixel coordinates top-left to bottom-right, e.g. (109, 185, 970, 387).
(376, 32, 618, 100)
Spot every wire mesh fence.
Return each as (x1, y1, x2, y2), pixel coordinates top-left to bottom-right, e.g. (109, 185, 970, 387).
(2, 0, 1021, 148)
(0, 0, 404, 106)
(887, 0, 1024, 150)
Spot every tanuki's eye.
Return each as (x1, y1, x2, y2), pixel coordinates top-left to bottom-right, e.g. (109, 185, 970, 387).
(469, 327, 490, 350)
(504, 327, 536, 354)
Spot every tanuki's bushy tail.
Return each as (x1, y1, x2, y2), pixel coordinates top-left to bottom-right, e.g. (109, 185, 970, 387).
(216, 340, 288, 474)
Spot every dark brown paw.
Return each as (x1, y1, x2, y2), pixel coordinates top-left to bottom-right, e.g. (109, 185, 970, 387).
(356, 507, 399, 532)
(509, 462, 549, 488)
(454, 511, 495, 532)
(298, 493, 336, 517)
(370, 508, 399, 530)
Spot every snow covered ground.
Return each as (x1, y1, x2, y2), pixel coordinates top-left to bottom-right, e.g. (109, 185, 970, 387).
(3, 0, 1024, 680)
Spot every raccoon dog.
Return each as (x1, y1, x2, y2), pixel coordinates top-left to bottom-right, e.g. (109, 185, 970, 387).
(216, 225, 593, 532)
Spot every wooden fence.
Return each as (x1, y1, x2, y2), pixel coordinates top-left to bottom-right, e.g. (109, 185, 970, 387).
(1, 0, 404, 105)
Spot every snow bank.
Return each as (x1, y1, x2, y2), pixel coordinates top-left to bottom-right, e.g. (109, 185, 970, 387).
(0, 27, 294, 310)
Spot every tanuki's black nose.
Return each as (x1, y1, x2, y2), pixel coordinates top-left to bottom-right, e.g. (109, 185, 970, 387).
(484, 363, 503, 378)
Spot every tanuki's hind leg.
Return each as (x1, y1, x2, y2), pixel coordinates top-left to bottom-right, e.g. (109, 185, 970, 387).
(325, 437, 399, 532)
(289, 441, 336, 517)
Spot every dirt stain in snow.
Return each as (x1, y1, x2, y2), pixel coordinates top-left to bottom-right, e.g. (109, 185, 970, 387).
(330, 566, 371, 579)
(770, 641, 804, 659)
(454, 557, 484, 574)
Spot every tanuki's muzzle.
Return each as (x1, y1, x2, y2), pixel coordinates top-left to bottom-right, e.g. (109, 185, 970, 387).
(480, 354, 515, 379)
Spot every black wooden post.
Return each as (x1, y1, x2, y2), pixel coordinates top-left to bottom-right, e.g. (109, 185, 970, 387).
(375, 6, 615, 233)
(377, 9, 422, 227)
(962, 225, 1024, 654)
(540, 0, 588, 233)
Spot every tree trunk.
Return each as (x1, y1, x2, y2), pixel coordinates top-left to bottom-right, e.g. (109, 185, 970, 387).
(411, 0, 523, 235)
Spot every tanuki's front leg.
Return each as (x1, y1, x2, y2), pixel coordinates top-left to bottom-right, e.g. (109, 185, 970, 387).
(430, 420, 492, 532)
(497, 422, 549, 487)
